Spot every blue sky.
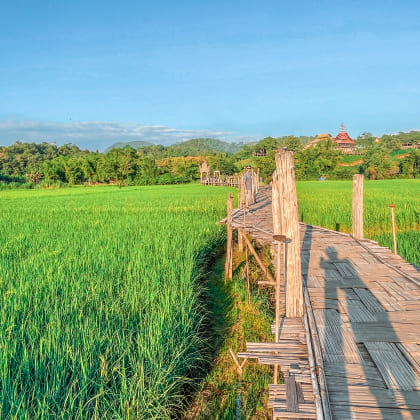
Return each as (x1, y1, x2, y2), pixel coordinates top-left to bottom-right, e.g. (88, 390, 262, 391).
(1, 0, 420, 150)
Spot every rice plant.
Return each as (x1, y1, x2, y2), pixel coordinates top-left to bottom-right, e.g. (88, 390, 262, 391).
(0, 184, 232, 419)
(297, 179, 420, 265)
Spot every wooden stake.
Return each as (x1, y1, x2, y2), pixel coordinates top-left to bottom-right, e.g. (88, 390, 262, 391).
(240, 174, 245, 208)
(389, 204, 397, 255)
(274, 241, 283, 343)
(272, 236, 286, 385)
(238, 228, 244, 252)
(352, 174, 364, 239)
(225, 193, 233, 281)
(229, 348, 247, 375)
(246, 246, 251, 304)
(274, 150, 303, 318)
(241, 234, 275, 284)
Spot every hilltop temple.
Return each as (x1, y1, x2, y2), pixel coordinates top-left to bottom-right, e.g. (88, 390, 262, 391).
(334, 123, 356, 152)
(305, 124, 357, 153)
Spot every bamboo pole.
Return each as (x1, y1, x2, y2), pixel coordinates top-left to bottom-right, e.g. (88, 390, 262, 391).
(352, 174, 364, 239)
(225, 193, 233, 281)
(240, 174, 245, 208)
(241, 234, 275, 284)
(238, 228, 244, 252)
(272, 170, 280, 234)
(256, 168, 260, 194)
(246, 246, 251, 304)
(274, 149, 303, 318)
(273, 237, 285, 385)
(389, 204, 397, 255)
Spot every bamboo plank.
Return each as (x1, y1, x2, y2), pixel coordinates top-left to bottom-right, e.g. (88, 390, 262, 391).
(353, 288, 386, 313)
(396, 343, 420, 375)
(324, 362, 386, 388)
(286, 376, 298, 412)
(331, 405, 419, 420)
(364, 342, 420, 390)
(339, 299, 377, 322)
(352, 323, 420, 343)
(272, 408, 317, 419)
(328, 385, 420, 408)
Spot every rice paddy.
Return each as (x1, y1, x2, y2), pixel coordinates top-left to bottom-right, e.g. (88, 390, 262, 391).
(0, 184, 232, 419)
(297, 179, 420, 266)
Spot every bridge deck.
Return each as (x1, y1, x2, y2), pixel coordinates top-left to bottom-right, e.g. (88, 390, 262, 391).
(229, 187, 420, 419)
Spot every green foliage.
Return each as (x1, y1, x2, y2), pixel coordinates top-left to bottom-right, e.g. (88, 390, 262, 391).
(104, 140, 153, 152)
(362, 147, 393, 179)
(295, 140, 341, 179)
(0, 184, 235, 419)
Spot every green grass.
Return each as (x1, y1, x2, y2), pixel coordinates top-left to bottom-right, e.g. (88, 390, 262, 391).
(297, 179, 420, 266)
(0, 184, 234, 419)
(339, 154, 363, 164)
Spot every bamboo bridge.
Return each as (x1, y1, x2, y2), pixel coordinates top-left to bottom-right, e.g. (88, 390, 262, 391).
(222, 150, 420, 420)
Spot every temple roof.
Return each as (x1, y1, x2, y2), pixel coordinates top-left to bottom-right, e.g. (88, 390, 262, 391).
(335, 138, 356, 145)
(334, 123, 354, 143)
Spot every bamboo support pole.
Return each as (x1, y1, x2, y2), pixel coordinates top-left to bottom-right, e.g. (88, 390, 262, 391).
(352, 174, 364, 239)
(274, 150, 303, 318)
(246, 246, 251, 304)
(389, 204, 397, 255)
(238, 228, 244, 252)
(225, 193, 233, 281)
(241, 234, 275, 284)
(273, 238, 284, 385)
(240, 174, 245, 208)
(256, 168, 260, 194)
(229, 348, 247, 375)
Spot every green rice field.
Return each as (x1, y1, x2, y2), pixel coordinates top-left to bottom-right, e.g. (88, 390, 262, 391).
(297, 179, 420, 266)
(0, 184, 231, 419)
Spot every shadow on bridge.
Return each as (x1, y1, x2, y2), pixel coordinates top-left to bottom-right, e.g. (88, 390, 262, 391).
(302, 224, 420, 419)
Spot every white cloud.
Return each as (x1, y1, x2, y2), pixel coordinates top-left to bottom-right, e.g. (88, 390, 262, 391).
(0, 120, 257, 151)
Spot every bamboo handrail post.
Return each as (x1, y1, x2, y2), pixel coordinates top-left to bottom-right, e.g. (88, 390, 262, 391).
(389, 204, 397, 255)
(245, 246, 251, 304)
(274, 149, 303, 318)
(352, 174, 364, 239)
(238, 228, 244, 252)
(224, 193, 233, 281)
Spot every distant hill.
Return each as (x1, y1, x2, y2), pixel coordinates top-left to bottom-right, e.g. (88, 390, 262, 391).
(167, 138, 244, 156)
(105, 140, 153, 152)
(107, 138, 245, 157)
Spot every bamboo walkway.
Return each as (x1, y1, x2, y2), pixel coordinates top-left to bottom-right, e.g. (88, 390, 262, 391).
(228, 186, 420, 420)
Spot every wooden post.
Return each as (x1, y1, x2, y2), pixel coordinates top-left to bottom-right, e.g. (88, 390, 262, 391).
(245, 246, 251, 304)
(272, 235, 286, 384)
(238, 228, 244, 252)
(352, 174, 364, 239)
(241, 233, 275, 284)
(240, 174, 245, 208)
(224, 193, 233, 281)
(272, 170, 280, 234)
(256, 168, 260, 194)
(273, 149, 303, 318)
(389, 204, 397, 255)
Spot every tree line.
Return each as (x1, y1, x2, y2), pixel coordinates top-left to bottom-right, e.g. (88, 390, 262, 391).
(0, 131, 419, 188)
